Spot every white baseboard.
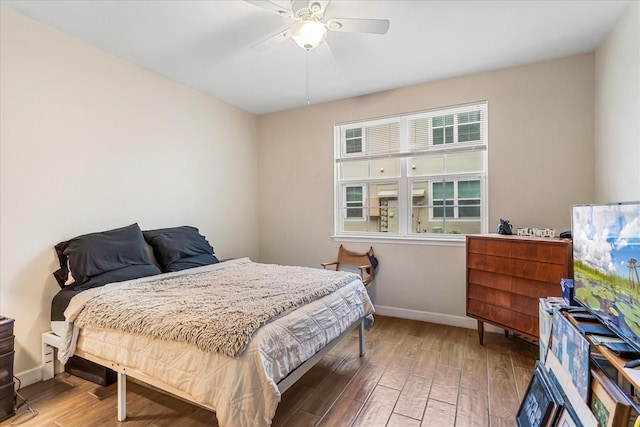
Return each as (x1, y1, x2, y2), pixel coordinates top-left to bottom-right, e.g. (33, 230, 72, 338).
(16, 361, 63, 387)
(15, 366, 42, 388)
(373, 305, 503, 334)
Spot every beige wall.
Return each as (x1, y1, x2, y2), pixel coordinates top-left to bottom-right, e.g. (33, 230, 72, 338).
(258, 54, 595, 325)
(0, 9, 259, 380)
(595, 1, 640, 202)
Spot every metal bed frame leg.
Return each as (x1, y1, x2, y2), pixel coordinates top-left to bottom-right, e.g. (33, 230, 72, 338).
(117, 372, 127, 421)
(359, 318, 365, 357)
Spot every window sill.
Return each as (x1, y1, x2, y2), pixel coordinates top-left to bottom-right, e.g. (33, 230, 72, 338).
(332, 234, 466, 247)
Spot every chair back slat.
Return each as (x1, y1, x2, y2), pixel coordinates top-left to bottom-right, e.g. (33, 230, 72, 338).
(326, 245, 376, 286)
(337, 245, 373, 266)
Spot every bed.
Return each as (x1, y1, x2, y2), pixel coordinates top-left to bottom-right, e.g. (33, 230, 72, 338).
(50, 223, 374, 426)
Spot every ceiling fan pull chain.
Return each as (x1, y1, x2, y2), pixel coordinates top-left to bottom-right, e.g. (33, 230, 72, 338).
(306, 50, 311, 106)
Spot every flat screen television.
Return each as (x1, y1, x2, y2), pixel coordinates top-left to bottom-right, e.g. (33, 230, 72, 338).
(572, 201, 640, 353)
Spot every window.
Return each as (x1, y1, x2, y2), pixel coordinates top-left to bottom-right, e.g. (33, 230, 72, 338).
(345, 186, 364, 218)
(457, 179, 481, 217)
(345, 128, 363, 154)
(458, 111, 481, 142)
(432, 115, 454, 145)
(334, 102, 488, 239)
(430, 179, 481, 219)
(432, 181, 454, 218)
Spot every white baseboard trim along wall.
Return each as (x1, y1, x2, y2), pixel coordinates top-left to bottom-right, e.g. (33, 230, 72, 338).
(373, 305, 503, 334)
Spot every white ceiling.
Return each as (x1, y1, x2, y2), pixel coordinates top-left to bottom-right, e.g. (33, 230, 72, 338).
(1, 0, 631, 114)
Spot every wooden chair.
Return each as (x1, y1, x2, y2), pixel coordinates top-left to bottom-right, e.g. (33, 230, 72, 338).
(321, 245, 376, 286)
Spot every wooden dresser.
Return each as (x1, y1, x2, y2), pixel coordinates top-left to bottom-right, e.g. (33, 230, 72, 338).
(466, 234, 572, 344)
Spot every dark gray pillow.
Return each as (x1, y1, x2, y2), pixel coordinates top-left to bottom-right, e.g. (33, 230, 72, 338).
(165, 253, 219, 273)
(54, 223, 160, 288)
(143, 226, 218, 272)
(73, 264, 162, 291)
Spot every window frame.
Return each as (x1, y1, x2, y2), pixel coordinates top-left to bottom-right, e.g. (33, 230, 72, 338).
(342, 126, 365, 157)
(431, 114, 455, 146)
(428, 178, 482, 221)
(334, 102, 488, 242)
(344, 184, 365, 220)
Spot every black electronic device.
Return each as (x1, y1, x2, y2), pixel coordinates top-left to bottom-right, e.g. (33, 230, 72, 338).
(604, 341, 640, 359)
(623, 359, 640, 369)
(557, 306, 586, 313)
(576, 322, 618, 337)
(570, 312, 598, 321)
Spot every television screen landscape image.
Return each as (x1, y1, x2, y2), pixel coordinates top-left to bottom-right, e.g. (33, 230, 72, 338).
(572, 202, 640, 352)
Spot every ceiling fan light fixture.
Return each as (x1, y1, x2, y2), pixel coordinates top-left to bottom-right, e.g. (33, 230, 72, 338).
(290, 19, 327, 50)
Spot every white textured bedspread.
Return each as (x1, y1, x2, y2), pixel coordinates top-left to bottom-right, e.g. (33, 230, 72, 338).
(59, 258, 374, 426)
(74, 259, 359, 357)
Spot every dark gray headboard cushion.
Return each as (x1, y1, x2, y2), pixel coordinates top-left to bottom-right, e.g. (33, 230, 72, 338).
(74, 264, 163, 291)
(53, 223, 161, 289)
(164, 253, 220, 273)
(142, 226, 219, 272)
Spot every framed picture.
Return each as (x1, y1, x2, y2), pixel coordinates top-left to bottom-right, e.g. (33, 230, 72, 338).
(544, 351, 598, 426)
(554, 406, 584, 427)
(551, 311, 590, 401)
(589, 366, 632, 427)
(516, 362, 562, 427)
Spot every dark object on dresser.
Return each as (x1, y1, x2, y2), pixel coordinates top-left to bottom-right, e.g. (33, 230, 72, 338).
(496, 218, 513, 235)
(559, 230, 571, 239)
(0, 317, 15, 422)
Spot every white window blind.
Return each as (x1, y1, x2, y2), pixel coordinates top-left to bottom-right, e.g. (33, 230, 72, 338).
(407, 103, 487, 154)
(341, 120, 400, 158)
(338, 103, 487, 163)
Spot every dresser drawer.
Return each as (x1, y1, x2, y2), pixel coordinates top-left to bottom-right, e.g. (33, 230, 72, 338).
(0, 381, 14, 421)
(467, 299, 538, 337)
(467, 253, 568, 283)
(467, 284, 539, 317)
(0, 338, 14, 356)
(468, 269, 560, 298)
(0, 352, 13, 386)
(467, 236, 570, 264)
(0, 319, 13, 340)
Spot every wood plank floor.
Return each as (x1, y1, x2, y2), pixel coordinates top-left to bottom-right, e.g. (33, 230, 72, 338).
(3, 316, 537, 426)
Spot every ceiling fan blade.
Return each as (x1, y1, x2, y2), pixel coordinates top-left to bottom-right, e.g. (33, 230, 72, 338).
(251, 28, 292, 52)
(244, 0, 293, 18)
(326, 18, 390, 34)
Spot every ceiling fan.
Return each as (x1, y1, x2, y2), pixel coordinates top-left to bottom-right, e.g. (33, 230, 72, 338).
(245, 0, 390, 51)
